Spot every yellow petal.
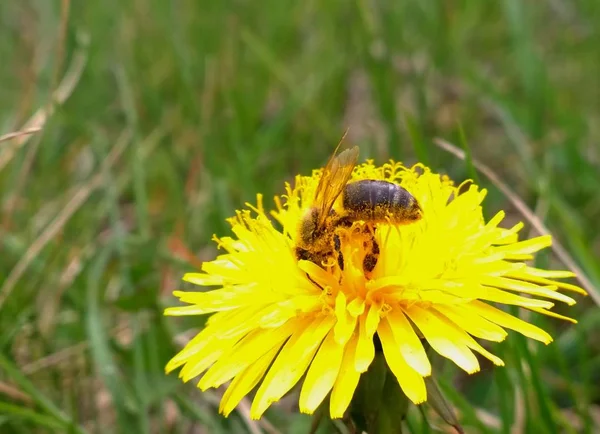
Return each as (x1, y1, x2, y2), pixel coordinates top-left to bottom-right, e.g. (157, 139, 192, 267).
(222, 345, 280, 417)
(527, 307, 577, 324)
(477, 286, 555, 309)
(469, 301, 553, 344)
(165, 328, 213, 373)
(298, 260, 336, 290)
(164, 304, 227, 316)
(485, 210, 505, 229)
(463, 336, 504, 366)
(299, 330, 345, 414)
(255, 303, 303, 328)
(367, 275, 406, 292)
(377, 318, 427, 404)
(330, 333, 360, 418)
(494, 235, 552, 254)
(404, 305, 480, 374)
(502, 253, 534, 261)
(181, 337, 238, 383)
(507, 273, 587, 295)
(434, 305, 507, 342)
(481, 276, 576, 305)
(215, 304, 279, 339)
(492, 221, 525, 244)
(521, 267, 576, 279)
(334, 291, 358, 345)
(199, 319, 300, 389)
(182, 273, 226, 286)
(347, 298, 366, 316)
(386, 309, 431, 376)
(202, 259, 243, 280)
(465, 259, 525, 277)
(355, 304, 380, 372)
(428, 309, 505, 366)
(251, 315, 335, 418)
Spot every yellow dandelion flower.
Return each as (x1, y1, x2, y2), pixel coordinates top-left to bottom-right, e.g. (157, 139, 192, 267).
(165, 153, 585, 421)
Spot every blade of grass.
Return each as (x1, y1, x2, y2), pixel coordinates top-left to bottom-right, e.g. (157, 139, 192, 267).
(0, 31, 89, 172)
(172, 394, 226, 434)
(356, 0, 403, 154)
(240, 28, 335, 139)
(0, 128, 132, 310)
(0, 354, 86, 433)
(0, 402, 66, 431)
(517, 334, 556, 433)
(114, 64, 150, 239)
(86, 244, 138, 431)
(456, 122, 480, 185)
(0, 127, 41, 144)
(493, 352, 514, 434)
(403, 113, 430, 166)
(436, 377, 493, 434)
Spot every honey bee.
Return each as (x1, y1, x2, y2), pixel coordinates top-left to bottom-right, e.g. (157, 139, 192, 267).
(295, 142, 422, 274)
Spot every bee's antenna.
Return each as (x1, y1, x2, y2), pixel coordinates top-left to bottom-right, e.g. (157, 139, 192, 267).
(340, 128, 350, 143)
(331, 128, 351, 155)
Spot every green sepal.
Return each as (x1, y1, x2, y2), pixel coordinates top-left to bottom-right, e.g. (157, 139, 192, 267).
(425, 375, 464, 433)
(423, 343, 464, 433)
(349, 352, 409, 434)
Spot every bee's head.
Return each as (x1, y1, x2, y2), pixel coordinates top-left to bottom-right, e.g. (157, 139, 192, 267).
(298, 208, 319, 246)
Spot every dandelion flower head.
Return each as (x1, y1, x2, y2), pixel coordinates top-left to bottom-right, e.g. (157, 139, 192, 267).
(165, 153, 585, 419)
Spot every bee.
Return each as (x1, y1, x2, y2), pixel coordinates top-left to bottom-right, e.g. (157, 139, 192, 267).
(295, 142, 422, 274)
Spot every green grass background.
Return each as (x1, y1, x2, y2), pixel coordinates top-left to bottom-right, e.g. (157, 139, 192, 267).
(1, 1, 599, 433)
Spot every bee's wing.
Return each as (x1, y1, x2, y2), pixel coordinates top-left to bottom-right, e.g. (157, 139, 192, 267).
(314, 143, 359, 228)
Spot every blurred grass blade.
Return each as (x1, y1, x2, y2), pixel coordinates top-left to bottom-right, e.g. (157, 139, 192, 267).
(456, 122, 479, 185)
(86, 244, 138, 431)
(172, 395, 223, 433)
(0, 127, 41, 144)
(403, 113, 430, 166)
(0, 128, 132, 311)
(512, 334, 555, 434)
(0, 402, 66, 430)
(493, 355, 515, 434)
(240, 27, 334, 139)
(0, 31, 89, 173)
(114, 64, 150, 239)
(0, 353, 86, 433)
(437, 378, 493, 434)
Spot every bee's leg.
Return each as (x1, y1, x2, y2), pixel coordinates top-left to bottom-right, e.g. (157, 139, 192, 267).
(332, 215, 353, 271)
(362, 223, 380, 273)
(334, 234, 344, 270)
(307, 275, 324, 290)
(295, 246, 313, 261)
(335, 215, 353, 228)
(362, 221, 376, 236)
(362, 239, 379, 273)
